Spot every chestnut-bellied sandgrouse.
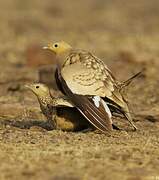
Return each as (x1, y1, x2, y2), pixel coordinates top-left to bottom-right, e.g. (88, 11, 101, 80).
(43, 41, 137, 133)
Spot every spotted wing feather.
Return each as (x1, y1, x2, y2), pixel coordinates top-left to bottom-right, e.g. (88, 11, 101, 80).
(56, 68, 112, 133)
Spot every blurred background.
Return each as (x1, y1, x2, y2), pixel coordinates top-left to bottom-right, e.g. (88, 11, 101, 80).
(1, 0, 159, 67)
(0, 0, 159, 179)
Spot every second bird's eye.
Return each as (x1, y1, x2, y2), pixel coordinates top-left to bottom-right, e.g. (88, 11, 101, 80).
(36, 86, 39, 89)
(54, 44, 58, 48)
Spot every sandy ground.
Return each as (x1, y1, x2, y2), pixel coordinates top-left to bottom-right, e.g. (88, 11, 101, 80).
(0, 0, 159, 179)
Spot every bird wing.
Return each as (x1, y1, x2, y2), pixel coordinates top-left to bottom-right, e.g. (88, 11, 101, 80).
(61, 51, 124, 107)
(60, 51, 136, 130)
(57, 68, 112, 133)
(51, 96, 74, 107)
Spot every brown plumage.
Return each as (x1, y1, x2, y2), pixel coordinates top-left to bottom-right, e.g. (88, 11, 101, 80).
(56, 67, 112, 133)
(25, 83, 90, 131)
(43, 41, 137, 133)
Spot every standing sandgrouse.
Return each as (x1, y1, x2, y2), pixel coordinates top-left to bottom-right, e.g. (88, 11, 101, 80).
(43, 41, 137, 133)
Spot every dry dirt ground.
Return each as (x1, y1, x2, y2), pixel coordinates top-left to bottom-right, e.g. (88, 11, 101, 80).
(0, 0, 159, 179)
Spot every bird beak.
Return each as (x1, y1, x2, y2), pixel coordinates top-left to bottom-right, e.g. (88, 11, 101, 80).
(24, 84, 29, 89)
(42, 46, 49, 50)
(24, 84, 32, 90)
(42, 43, 52, 50)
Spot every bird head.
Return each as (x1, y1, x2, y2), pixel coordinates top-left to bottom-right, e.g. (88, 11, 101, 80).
(43, 41, 72, 55)
(25, 83, 50, 97)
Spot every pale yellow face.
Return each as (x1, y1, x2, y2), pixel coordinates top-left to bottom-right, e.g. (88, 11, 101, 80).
(25, 83, 50, 97)
(43, 41, 72, 54)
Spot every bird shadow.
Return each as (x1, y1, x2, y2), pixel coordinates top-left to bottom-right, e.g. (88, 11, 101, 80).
(0, 118, 53, 130)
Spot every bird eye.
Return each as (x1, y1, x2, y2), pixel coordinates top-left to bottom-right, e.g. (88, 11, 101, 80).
(36, 86, 39, 89)
(54, 44, 58, 48)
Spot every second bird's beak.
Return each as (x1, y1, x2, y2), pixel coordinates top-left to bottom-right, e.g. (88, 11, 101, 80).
(24, 84, 32, 90)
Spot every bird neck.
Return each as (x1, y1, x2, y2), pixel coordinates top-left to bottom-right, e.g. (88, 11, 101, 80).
(36, 92, 52, 104)
(56, 50, 71, 67)
(38, 95, 52, 105)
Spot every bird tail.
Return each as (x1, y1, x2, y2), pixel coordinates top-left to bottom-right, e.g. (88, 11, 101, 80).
(119, 71, 142, 91)
(104, 97, 137, 130)
(122, 104, 137, 130)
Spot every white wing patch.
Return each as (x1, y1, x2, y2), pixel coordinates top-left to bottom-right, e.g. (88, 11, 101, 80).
(101, 99, 112, 120)
(92, 96, 112, 124)
(93, 96, 100, 108)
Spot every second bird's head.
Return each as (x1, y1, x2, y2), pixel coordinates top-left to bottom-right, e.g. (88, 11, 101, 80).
(25, 83, 50, 97)
(43, 41, 72, 55)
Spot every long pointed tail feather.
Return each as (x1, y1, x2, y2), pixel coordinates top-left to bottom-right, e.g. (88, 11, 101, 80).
(119, 71, 142, 91)
(103, 97, 137, 130)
